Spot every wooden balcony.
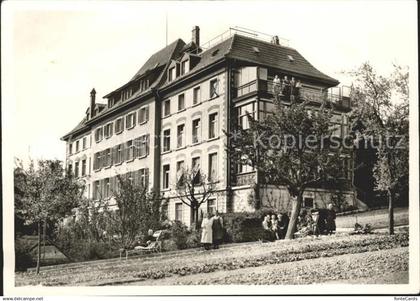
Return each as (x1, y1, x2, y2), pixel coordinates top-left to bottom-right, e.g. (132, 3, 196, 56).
(233, 80, 351, 110)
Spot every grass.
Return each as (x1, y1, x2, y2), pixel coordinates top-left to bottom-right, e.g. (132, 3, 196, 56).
(16, 232, 408, 286)
(336, 207, 408, 229)
(142, 247, 408, 285)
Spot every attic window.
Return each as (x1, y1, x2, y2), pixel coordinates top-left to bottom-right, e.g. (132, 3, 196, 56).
(287, 55, 295, 62)
(212, 49, 219, 57)
(252, 47, 260, 54)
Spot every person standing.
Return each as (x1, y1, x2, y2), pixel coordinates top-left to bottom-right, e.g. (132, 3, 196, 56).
(271, 215, 280, 240)
(273, 75, 281, 103)
(201, 213, 213, 250)
(290, 77, 296, 101)
(278, 213, 289, 239)
(211, 211, 224, 249)
(326, 203, 337, 235)
(282, 76, 290, 100)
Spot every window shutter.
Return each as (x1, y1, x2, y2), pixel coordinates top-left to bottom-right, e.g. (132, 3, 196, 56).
(145, 106, 149, 121)
(146, 134, 150, 155)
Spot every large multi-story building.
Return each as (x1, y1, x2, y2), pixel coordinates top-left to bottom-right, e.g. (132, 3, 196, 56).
(62, 26, 363, 226)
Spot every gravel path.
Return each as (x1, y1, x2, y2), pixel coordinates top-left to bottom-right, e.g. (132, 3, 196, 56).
(134, 247, 409, 285)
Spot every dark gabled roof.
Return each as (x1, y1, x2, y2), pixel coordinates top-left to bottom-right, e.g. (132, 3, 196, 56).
(130, 39, 186, 82)
(161, 34, 338, 90)
(62, 40, 185, 141)
(227, 34, 339, 86)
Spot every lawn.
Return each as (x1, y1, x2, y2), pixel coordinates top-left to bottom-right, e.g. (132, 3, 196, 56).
(336, 207, 408, 229)
(16, 231, 409, 286)
(137, 247, 408, 285)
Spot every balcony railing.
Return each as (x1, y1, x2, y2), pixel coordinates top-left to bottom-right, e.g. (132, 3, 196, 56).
(233, 172, 256, 186)
(234, 80, 351, 109)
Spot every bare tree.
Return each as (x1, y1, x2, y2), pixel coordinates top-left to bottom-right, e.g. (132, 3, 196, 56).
(174, 166, 217, 229)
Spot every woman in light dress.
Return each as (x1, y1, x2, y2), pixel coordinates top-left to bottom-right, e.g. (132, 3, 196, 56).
(201, 213, 213, 250)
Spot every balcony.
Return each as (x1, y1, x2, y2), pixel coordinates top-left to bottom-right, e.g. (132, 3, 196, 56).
(233, 80, 351, 109)
(233, 172, 256, 186)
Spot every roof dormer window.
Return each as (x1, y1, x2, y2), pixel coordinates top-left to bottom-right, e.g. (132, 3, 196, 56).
(287, 55, 295, 62)
(169, 66, 176, 82)
(181, 59, 189, 75)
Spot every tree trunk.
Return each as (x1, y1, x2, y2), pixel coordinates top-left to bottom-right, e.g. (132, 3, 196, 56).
(285, 193, 303, 239)
(36, 221, 41, 274)
(388, 189, 394, 235)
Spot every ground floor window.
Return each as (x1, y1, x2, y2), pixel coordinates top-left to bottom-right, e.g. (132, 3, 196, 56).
(207, 199, 216, 216)
(303, 197, 314, 208)
(175, 203, 183, 222)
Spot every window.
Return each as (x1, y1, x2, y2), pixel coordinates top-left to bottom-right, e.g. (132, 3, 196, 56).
(163, 129, 171, 152)
(138, 106, 149, 124)
(69, 143, 73, 155)
(95, 127, 103, 142)
(210, 78, 219, 99)
(177, 124, 185, 148)
(237, 102, 256, 129)
(113, 144, 122, 164)
(68, 163, 73, 175)
(104, 123, 113, 138)
(208, 112, 218, 139)
(163, 99, 171, 117)
(303, 197, 314, 208)
(104, 148, 112, 167)
(139, 168, 149, 188)
(115, 118, 124, 134)
(82, 137, 87, 149)
(193, 86, 201, 105)
(207, 199, 216, 216)
(75, 141, 80, 153)
(93, 180, 100, 199)
(163, 164, 170, 189)
(168, 67, 176, 82)
(178, 94, 185, 111)
(208, 153, 218, 182)
(176, 160, 185, 187)
(103, 178, 110, 198)
(192, 157, 201, 185)
(192, 118, 201, 144)
(181, 60, 189, 75)
(137, 134, 149, 157)
(93, 152, 102, 170)
(126, 112, 136, 129)
(81, 159, 86, 176)
(175, 203, 183, 221)
(122, 88, 132, 101)
(74, 161, 79, 177)
(126, 140, 134, 161)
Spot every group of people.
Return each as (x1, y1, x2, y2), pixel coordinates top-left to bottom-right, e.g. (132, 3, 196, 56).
(200, 211, 224, 250)
(272, 75, 302, 102)
(296, 204, 336, 237)
(262, 212, 290, 241)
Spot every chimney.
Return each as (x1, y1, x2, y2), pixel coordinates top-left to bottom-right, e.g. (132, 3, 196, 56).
(271, 35, 280, 45)
(90, 88, 96, 118)
(192, 26, 200, 47)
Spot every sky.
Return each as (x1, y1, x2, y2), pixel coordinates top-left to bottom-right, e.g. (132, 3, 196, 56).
(2, 0, 418, 164)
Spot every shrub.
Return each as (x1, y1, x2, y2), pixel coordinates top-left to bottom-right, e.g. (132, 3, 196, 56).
(170, 221, 189, 249)
(185, 228, 201, 249)
(223, 210, 272, 243)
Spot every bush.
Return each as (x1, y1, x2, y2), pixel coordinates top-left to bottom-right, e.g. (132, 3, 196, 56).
(223, 209, 274, 243)
(185, 229, 201, 249)
(55, 222, 115, 261)
(170, 221, 189, 249)
(15, 239, 35, 271)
